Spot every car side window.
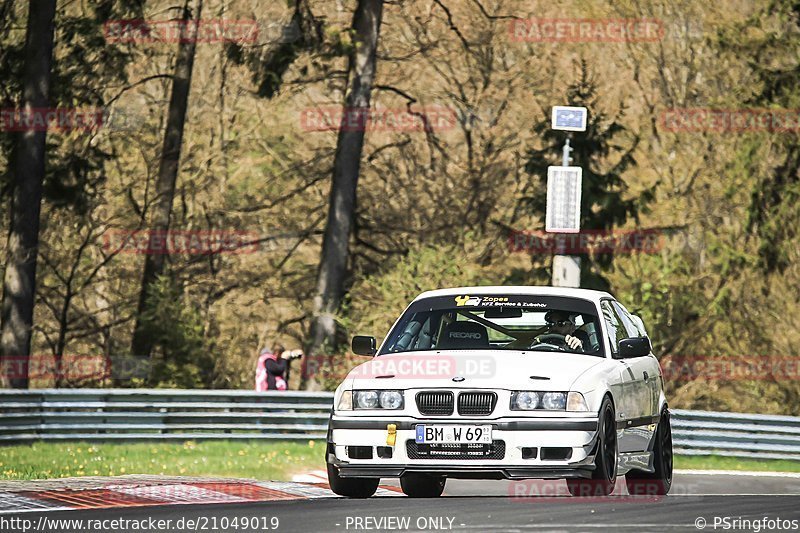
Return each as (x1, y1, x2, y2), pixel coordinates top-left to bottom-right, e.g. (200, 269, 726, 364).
(611, 301, 641, 339)
(600, 301, 627, 355)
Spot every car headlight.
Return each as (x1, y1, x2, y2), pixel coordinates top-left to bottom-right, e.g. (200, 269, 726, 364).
(511, 391, 568, 411)
(353, 390, 404, 410)
(379, 390, 403, 409)
(337, 390, 353, 410)
(511, 391, 540, 410)
(542, 392, 566, 410)
(355, 390, 379, 409)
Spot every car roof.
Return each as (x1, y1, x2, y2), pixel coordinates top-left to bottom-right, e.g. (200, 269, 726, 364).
(412, 285, 614, 304)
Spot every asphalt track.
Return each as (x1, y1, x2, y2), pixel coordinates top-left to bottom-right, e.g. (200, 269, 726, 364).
(5, 472, 800, 533)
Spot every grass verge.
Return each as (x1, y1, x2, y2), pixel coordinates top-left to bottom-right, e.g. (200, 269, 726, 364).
(2, 442, 798, 481)
(0, 440, 326, 481)
(674, 454, 800, 473)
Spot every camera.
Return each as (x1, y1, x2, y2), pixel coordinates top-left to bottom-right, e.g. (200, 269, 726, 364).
(285, 349, 303, 360)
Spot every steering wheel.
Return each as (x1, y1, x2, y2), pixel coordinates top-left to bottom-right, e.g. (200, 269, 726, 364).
(529, 333, 568, 351)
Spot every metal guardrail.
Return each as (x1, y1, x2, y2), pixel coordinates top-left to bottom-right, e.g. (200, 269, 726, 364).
(671, 409, 800, 461)
(0, 389, 333, 442)
(1, 390, 799, 462)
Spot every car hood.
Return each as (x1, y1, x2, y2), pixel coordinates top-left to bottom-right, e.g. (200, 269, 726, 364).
(345, 350, 604, 391)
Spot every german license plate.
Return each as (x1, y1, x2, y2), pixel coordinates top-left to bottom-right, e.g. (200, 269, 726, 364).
(415, 425, 492, 444)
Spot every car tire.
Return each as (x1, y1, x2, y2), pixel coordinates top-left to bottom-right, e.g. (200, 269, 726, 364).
(567, 396, 617, 497)
(625, 409, 673, 496)
(326, 463, 379, 498)
(400, 473, 446, 498)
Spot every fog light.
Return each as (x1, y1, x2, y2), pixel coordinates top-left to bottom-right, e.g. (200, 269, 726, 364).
(347, 446, 373, 459)
(521, 447, 538, 459)
(377, 446, 393, 459)
(541, 447, 572, 460)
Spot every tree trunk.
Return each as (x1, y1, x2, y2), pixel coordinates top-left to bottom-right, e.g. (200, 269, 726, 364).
(307, 0, 384, 369)
(130, 0, 203, 358)
(0, 0, 58, 389)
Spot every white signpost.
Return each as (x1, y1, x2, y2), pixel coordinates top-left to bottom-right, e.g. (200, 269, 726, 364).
(545, 166, 582, 233)
(548, 106, 587, 288)
(551, 106, 588, 131)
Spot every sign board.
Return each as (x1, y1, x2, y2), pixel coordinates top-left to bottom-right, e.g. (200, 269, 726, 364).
(551, 106, 587, 132)
(545, 166, 582, 233)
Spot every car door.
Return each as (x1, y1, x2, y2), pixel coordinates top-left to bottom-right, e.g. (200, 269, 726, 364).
(610, 302, 653, 419)
(612, 301, 660, 419)
(600, 300, 649, 453)
(600, 301, 638, 441)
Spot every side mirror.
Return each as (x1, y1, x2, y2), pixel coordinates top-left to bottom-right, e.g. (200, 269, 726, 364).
(618, 336, 651, 358)
(352, 335, 377, 356)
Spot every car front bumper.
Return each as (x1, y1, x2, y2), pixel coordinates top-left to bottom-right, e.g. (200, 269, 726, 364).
(327, 415, 600, 480)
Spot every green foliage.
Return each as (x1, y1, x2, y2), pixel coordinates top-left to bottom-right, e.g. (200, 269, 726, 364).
(227, 1, 327, 99)
(724, 0, 800, 273)
(0, 0, 795, 415)
(137, 276, 215, 388)
(344, 241, 485, 343)
(520, 60, 654, 289)
(300, 241, 493, 391)
(38, 2, 140, 213)
(0, 4, 25, 200)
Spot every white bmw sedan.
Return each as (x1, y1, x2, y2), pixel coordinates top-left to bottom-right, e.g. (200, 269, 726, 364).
(326, 286, 672, 498)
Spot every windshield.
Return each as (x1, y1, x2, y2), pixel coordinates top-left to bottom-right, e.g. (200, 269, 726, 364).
(380, 294, 604, 357)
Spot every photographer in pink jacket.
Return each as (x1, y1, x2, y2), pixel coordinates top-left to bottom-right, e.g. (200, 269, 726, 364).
(255, 343, 303, 391)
